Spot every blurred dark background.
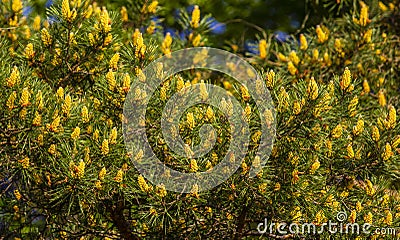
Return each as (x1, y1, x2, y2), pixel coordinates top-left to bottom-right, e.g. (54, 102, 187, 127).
(28, 0, 351, 38)
(161, 0, 306, 35)
(26, 0, 391, 47)
(158, 0, 349, 41)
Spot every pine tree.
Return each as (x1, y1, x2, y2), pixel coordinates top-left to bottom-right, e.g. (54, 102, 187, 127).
(0, 0, 399, 239)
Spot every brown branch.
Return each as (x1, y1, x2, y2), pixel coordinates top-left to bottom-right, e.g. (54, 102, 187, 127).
(106, 199, 140, 240)
(234, 203, 249, 240)
(223, 19, 268, 39)
(4, 127, 32, 138)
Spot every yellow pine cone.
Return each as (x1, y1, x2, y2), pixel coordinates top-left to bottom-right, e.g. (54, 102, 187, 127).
(352, 119, 364, 136)
(259, 39, 267, 59)
(189, 159, 198, 172)
(362, 80, 370, 95)
(62, 94, 72, 115)
(314, 210, 326, 225)
(340, 67, 351, 91)
(19, 157, 30, 169)
(162, 32, 173, 55)
(14, 190, 22, 201)
(190, 5, 200, 28)
(307, 77, 319, 100)
(277, 87, 289, 112)
(76, 160, 85, 179)
(292, 169, 299, 184)
(392, 135, 400, 149)
(36, 91, 44, 110)
(331, 124, 343, 138)
(354, 3, 371, 26)
(382, 143, 393, 161)
(24, 43, 35, 59)
(61, 0, 77, 22)
(192, 34, 201, 47)
(205, 106, 214, 121)
(299, 34, 308, 50)
(371, 126, 380, 142)
(100, 8, 112, 32)
(6, 91, 17, 110)
(289, 51, 300, 65)
(287, 61, 297, 75)
(122, 73, 131, 93)
(186, 112, 195, 130)
(384, 105, 396, 130)
(40, 28, 53, 46)
(12, 0, 23, 13)
(199, 80, 208, 101)
(348, 210, 357, 223)
(365, 179, 375, 196)
(156, 184, 167, 198)
(106, 70, 116, 91)
(364, 212, 373, 224)
(101, 139, 109, 155)
(378, 90, 386, 107)
(109, 53, 120, 70)
(138, 175, 152, 192)
(114, 169, 123, 183)
(56, 87, 64, 99)
(7, 66, 20, 88)
(120, 6, 128, 22)
(348, 96, 358, 117)
(109, 127, 117, 144)
(292, 100, 301, 115)
(244, 104, 251, 122)
(384, 211, 392, 225)
(71, 127, 80, 140)
(81, 106, 89, 123)
(48, 144, 56, 155)
(310, 159, 320, 174)
(147, 1, 158, 14)
(316, 25, 328, 43)
(99, 167, 106, 180)
(190, 184, 199, 198)
(379, 1, 388, 11)
(346, 143, 355, 159)
(20, 88, 30, 107)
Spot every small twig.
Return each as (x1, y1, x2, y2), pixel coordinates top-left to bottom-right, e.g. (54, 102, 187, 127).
(222, 19, 268, 39)
(294, 9, 310, 36)
(4, 127, 32, 137)
(0, 27, 18, 30)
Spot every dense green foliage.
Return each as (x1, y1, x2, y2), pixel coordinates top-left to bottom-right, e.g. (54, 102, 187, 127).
(0, 0, 399, 239)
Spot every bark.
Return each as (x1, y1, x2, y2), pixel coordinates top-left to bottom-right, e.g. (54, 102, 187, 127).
(106, 199, 140, 240)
